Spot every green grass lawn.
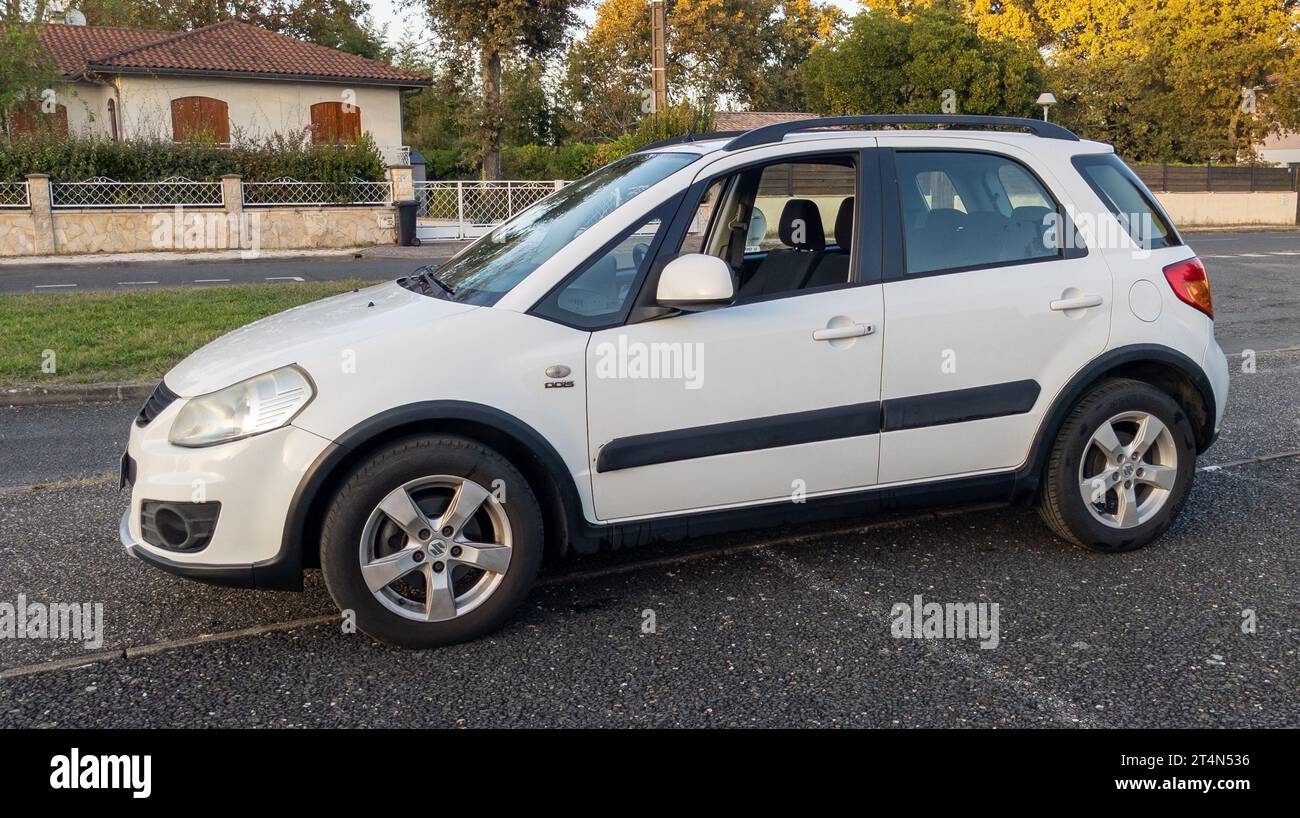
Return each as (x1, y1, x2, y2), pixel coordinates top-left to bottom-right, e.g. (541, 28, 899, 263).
(0, 280, 371, 386)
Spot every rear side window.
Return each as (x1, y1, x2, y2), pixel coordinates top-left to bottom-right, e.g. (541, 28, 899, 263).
(1071, 154, 1178, 250)
(894, 150, 1060, 275)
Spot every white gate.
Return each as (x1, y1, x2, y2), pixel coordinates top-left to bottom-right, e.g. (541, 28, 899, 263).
(413, 180, 568, 242)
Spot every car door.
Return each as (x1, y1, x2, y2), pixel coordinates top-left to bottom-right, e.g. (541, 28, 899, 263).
(875, 137, 1114, 484)
(582, 144, 885, 521)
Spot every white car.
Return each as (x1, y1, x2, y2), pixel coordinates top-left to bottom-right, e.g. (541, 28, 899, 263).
(120, 115, 1229, 647)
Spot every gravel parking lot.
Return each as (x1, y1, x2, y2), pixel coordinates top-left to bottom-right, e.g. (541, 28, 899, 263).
(1, 231, 1297, 728)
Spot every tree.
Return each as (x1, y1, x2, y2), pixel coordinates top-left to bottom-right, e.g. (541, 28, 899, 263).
(0, 24, 56, 137)
(561, 0, 841, 142)
(415, 0, 582, 179)
(802, 6, 1044, 119)
(1042, 0, 1300, 162)
(862, 0, 1300, 162)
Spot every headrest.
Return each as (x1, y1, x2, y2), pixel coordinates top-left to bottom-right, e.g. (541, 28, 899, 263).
(924, 208, 968, 234)
(778, 199, 825, 251)
(1011, 206, 1053, 225)
(835, 197, 854, 252)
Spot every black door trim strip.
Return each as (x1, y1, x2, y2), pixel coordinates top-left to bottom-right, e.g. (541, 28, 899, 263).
(595, 379, 1041, 473)
(881, 379, 1040, 432)
(596, 402, 881, 473)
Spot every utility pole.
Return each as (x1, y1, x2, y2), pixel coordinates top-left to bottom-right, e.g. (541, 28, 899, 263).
(649, 0, 667, 114)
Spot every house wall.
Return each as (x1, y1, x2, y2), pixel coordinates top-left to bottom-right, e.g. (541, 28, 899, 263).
(113, 75, 403, 145)
(57, 81, 115, 138)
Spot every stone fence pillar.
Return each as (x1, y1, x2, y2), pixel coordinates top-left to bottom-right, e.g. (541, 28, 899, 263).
(389, 165, 413, 202)
(25, 174, 56, 255)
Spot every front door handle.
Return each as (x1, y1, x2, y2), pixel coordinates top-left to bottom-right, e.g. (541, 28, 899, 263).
(1050, 294, 1103, 311)
(813, 322, 874, 341)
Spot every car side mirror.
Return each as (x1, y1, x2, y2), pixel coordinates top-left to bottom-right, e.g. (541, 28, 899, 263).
(655, 254, 735, 312)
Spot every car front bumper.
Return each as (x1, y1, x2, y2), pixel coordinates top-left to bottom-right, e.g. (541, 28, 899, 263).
(120, 395, 334, 590)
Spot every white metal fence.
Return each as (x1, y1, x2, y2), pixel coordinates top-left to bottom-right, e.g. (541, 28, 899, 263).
(413, 180, 567, 240)
(50, 176, 224, 209)
(242, 176, 391, 207)
(0, 181, 29, 208)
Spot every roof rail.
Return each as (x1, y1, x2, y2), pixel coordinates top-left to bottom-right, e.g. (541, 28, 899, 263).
(724, 115, 1079, 151)
(636, 130, 746, 152)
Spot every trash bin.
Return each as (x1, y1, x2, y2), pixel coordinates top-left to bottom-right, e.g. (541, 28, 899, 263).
(395, 200, 419, 247)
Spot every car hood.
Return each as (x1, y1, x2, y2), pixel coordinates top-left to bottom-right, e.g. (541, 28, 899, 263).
(165, 282, 478, 397)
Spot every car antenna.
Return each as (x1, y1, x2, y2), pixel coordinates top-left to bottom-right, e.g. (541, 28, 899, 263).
(685, 109, 700, 142)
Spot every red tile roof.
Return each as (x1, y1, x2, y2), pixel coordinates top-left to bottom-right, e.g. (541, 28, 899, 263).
(38, 20, 428, 86)
(37, 23, 174, 75)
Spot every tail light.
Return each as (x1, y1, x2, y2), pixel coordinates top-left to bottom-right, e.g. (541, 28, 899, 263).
(1162, 257, 1213, 318)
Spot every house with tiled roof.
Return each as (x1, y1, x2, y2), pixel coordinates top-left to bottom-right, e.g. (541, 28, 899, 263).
(21, 19, 429, 163)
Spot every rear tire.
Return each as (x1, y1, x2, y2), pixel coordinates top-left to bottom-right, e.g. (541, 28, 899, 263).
(320, 435, 543, 648)
(1038, 378, 1197, 552)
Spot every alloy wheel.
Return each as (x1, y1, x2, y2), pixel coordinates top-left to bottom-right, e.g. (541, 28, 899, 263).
(358, 475, 512, 622)
(1077, 410, 1178, 529)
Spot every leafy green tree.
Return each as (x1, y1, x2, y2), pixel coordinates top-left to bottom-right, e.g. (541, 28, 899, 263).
(1044, 0, 1299, 162)
(414, 0, 582, 179)
(802, 6, 1044, 118)
(562, 0, 840, 142)
(863, 0, 1300, 162)
(0, 24, 56, 137)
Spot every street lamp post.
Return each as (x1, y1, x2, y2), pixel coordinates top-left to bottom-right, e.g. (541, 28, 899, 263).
(1036, 92, 1057, 122)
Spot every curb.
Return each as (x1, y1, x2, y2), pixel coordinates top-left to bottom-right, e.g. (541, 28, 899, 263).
(2, 381, 153, 407)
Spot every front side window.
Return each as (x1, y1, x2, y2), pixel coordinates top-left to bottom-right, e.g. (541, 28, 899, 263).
(533, 209, 669, 328)
(426, 152, 695, 306)
(675, 156, 858, 301)
(1072, 153, 1178, 250)
(895, 150, 1060, 275)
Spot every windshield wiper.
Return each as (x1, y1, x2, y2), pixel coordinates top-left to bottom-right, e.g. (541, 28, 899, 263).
(410, 265, 455, 297)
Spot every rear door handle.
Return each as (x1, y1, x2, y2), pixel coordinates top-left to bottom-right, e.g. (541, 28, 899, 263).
(813, 323, 874, 341)
(1050, 294, 1103, 311)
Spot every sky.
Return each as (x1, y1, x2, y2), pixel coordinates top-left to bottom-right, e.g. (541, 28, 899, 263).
(368, 0, 863, 49)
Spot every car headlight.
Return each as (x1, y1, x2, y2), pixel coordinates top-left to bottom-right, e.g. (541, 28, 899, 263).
(169, 365, 315, 447)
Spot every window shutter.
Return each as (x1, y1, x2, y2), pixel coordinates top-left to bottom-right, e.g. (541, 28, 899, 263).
(171, 97, 230, 143)
(10, 101, 68, 138)
(310, 101, 361, 144)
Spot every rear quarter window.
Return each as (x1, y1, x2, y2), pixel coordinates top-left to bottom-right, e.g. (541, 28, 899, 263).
(1071, 154, 1179, 250)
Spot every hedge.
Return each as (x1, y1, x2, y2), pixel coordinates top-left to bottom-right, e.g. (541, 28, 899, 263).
(0, 132, 387, 183)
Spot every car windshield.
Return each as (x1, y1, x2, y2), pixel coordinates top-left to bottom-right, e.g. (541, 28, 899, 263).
(413, 152, 696, 305)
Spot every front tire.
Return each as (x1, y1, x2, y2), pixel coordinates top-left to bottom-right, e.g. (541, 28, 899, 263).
(1038, 378, 1197, 552)
(320, 435, 543, 648)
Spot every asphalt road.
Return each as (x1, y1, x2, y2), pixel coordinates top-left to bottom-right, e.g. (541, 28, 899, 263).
(0, 250, 458, 294)
(0, 231, 1297, 727)
(1, 360, 1298, 726)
